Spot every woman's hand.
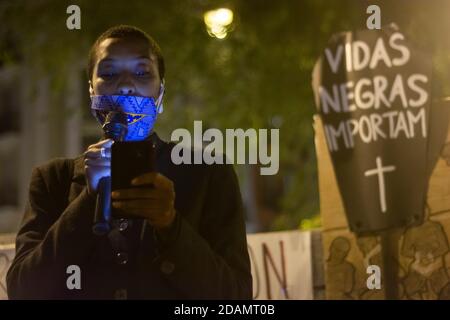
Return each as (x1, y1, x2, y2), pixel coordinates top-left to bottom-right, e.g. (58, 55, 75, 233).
(111, 172, 176, 230)
(84, 139, 113, 195)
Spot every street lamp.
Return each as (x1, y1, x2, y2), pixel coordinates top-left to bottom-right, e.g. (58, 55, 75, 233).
(204, 8, 234, 39)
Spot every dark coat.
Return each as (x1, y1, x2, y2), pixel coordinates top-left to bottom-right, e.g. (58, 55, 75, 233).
(7, 134, 252, 299)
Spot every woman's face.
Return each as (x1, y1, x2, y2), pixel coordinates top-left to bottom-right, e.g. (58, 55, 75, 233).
(90, 37, 161, 98)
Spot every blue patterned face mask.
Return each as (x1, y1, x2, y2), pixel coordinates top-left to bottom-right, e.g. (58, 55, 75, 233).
(90, 83, 164, 141)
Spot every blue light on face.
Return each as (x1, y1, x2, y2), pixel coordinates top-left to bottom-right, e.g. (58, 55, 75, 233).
(90, 95, 159, 141)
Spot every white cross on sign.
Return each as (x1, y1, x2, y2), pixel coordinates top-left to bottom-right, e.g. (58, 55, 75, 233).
(364, 156, 396, 213)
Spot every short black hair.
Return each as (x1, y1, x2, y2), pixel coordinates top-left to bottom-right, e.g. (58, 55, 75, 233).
(87, 25, 165, 81)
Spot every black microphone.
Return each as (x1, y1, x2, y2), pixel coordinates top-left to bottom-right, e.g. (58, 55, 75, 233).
(92, 112, 128, 236)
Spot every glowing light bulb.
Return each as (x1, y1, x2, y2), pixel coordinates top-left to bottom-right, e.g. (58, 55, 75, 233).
(204, 8, 234, 39)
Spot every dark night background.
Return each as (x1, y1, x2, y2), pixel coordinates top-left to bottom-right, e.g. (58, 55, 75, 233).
(0, 0, 449, 233)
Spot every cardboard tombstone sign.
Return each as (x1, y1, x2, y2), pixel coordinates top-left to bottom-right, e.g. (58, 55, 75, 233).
(312, 24, 432, 234)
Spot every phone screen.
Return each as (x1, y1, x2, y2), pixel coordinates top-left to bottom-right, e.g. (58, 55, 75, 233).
(111, 140, 155, 218)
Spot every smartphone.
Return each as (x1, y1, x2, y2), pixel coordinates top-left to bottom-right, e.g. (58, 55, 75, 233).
(111, 140, 155, 218)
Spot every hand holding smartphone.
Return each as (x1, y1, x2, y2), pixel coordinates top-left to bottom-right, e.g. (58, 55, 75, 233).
(111, 140, 156, 219)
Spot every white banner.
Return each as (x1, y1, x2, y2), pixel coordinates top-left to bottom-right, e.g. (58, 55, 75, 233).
(247, 230, 313, 300)
(0, 243, 14, 300)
